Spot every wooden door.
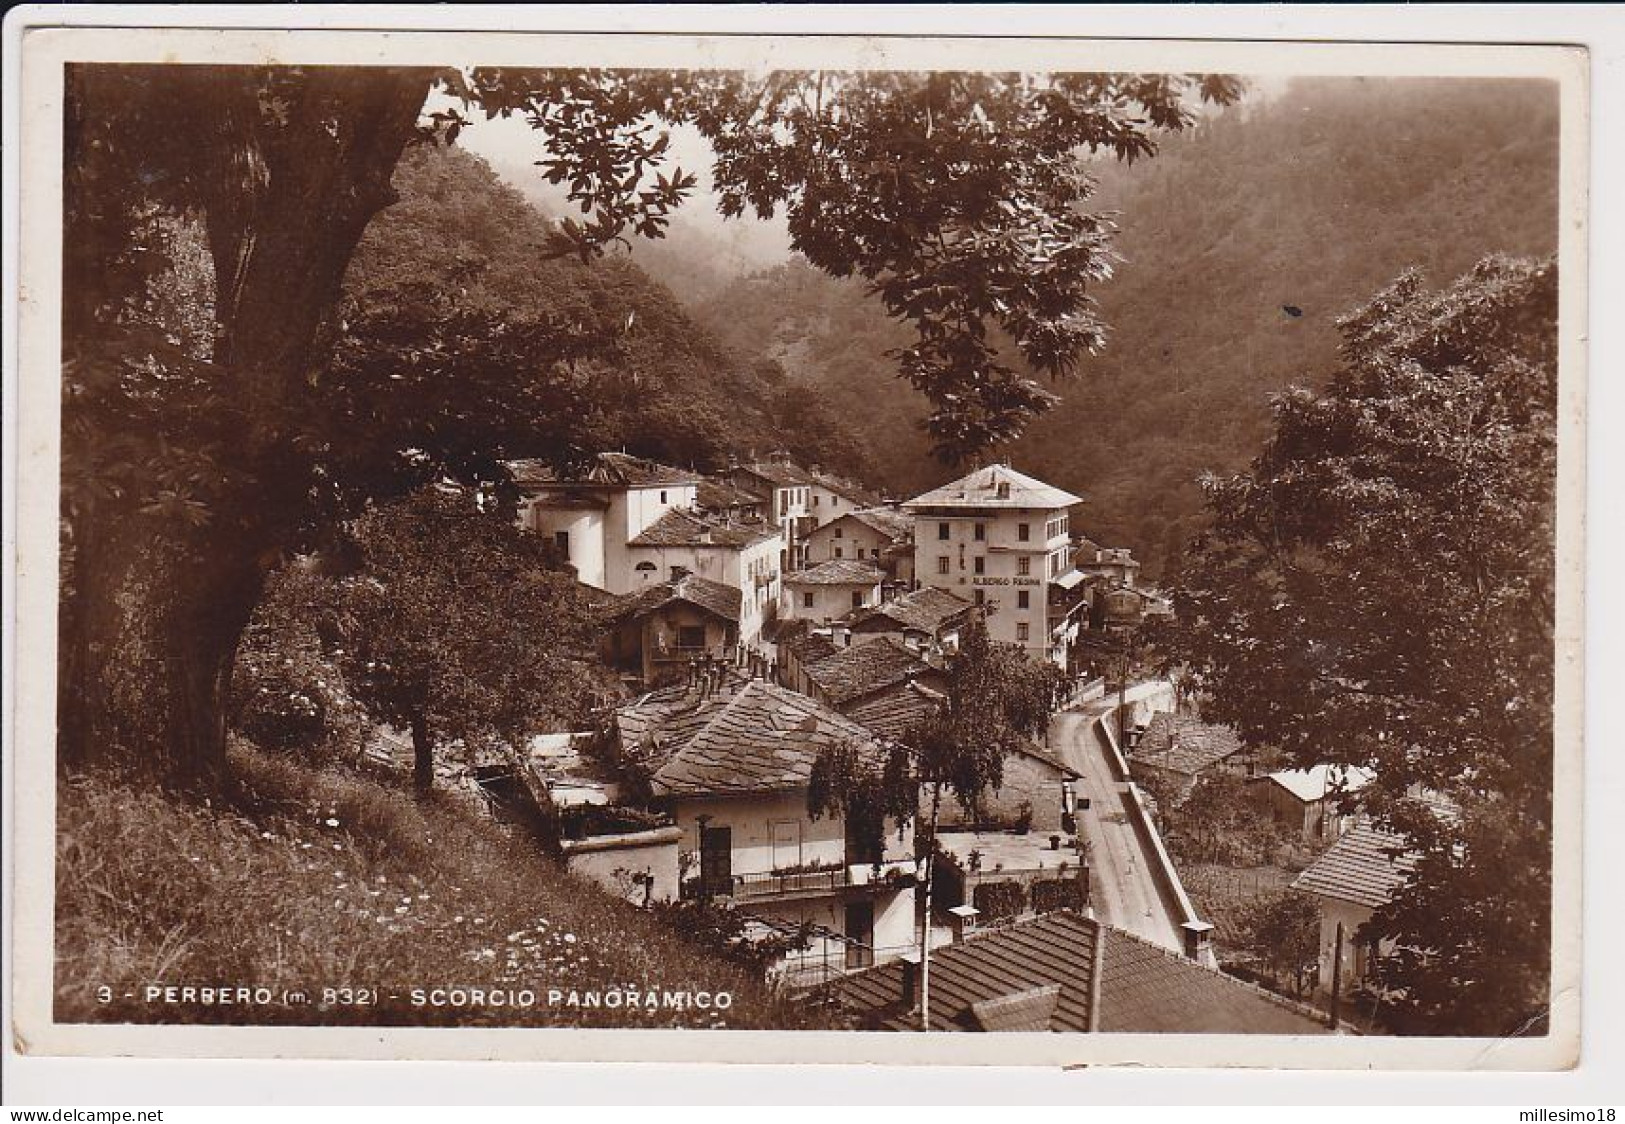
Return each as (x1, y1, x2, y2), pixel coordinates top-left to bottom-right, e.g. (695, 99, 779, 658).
(699, 825, 732, 897)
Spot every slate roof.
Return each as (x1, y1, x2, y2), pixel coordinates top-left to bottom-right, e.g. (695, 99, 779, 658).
(507, 452, 700, 490)
(834, 910, 1329, 1034)
(778, 627, 840, 668)
(851, 587, 973, 635)
(1264, 764, 1375, 804)
(784, 559, 886, 587)
(637, 678, 883, 797)
(808, 468, 883, 508)
(735, 459, 814, 488)
(1135, 713, 1247, 777)
(903, 464, 1083, 512)
(1292, 821, 1417, 909)
(847, 506, 914, 541)
(628, 508, 780, 549)
(842, 679, 947, 741)
(802, 636, 938, 707)
(695, 476, 767, 511)
(607, 574, 742, 625)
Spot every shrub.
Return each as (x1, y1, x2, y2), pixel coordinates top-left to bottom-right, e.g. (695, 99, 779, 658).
(1029, 878, 1084, 915)
(972, 879, 1027, 921)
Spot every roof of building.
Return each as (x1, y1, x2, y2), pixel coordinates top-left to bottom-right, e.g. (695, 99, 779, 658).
(628, 508, 780, 549)
(607, 574, 742, 625)
(1135, 713, 1247, 777)
(850, 587, 974, 635)
(830, 506, 914, 542)
(802, 636, 939, 707)
(625, 677, 882, 797)
(1263, 764, 1376, 804)
(507, 451, 701, 491)
(841, 678, 947, 740)
(903, 464, 1084, 512)
(733, 458, 815, 488)
(834, 910, 1329, 1034)
(778, 627, 841, 668)
(784, 559, 887, 587)
(695, 476, 767, 511)
(1292, 821, 1417, 909)
(808, 468, 883, 508)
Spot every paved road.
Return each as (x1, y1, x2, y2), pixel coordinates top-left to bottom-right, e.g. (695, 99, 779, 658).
(1050, 698, 1186, 954)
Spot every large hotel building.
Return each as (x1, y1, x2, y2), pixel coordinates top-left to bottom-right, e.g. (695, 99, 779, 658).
(903, 464, 1082, 666)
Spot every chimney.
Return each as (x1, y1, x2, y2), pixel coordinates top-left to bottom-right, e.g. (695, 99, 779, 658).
(1181, 920, 1215, 962)
(947, 904, 979, 944)
(899, 951, 922, 1011)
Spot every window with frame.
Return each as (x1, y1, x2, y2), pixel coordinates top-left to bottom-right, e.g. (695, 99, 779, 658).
(553, 531, 570, 558)
(851, 590, 863, 609)
(1017, 557, 1031, 576)
(659, 490, 668, 504)
(973, 556, 985, 575)
(974, 589, 986, 606)
(677, 625, 706, 650)
(937, 556, 950, 575)
(1017, 591, 1030, 610)
(1017, 622, 1030, 641)
(974, 523, 986, 541)
(802, 591, 815, 608)
(834, 546, 843, 559)
(1018, 522, 1030, 542)
(938, 522, 950, 541)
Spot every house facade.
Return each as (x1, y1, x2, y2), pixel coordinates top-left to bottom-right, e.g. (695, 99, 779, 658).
(617, 675, 920, 983)
(625, 509, 783, 651)
(805, 467, 883, 529)
(601, 574, 742, 688)
(1256, 764, 1376, 842)
(781, 559, 885, 625)
(725, 454, 816, 573)
(1291, 820, 1415, 999)
(903, 464, 1083, 667)
(804, 506, 914, 577)
(512, 453, 701, 593)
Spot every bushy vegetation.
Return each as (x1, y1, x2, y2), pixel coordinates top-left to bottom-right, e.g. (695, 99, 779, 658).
(55, 743, 836, 1029)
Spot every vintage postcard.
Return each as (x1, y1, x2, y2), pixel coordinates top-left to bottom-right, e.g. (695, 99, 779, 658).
(6, 16, 1587, 1071)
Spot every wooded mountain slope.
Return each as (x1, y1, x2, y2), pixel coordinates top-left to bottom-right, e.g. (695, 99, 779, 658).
(684, 76, 1560, 576)
(348, 144, 868, 475)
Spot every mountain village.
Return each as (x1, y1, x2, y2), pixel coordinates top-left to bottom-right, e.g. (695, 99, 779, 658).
(355, 449, 1410, 1035)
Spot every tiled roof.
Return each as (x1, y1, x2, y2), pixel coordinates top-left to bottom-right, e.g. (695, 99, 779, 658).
(628, 508, 780, 549)
(841, 679, 947, 741)
(1292, 821, 1417, 909)
(834, 910, 1328, 1034)
(851, 587, 973, 635)
(607, 574, 742, 625)
(507, 452, 700, 490)
(803, 636, 937, 707)
(784, 559, 886, 587)
(638, 678, 882, 797)
(903, 464, 1083, 512)
(1135, 713, 1246, 777)
(1264, 764, 1375, 804)
(695, 476, 767, 511)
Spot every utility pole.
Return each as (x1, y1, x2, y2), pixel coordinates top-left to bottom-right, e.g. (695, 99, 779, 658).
(1330, 920, 1344, 1031)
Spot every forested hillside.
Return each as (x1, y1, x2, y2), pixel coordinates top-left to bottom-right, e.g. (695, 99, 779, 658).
(687, 77, 1560, 574)
(346, 144, 870, 476)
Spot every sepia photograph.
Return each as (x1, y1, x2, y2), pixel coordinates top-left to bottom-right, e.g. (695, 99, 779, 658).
(5, 18, 1590, 1078)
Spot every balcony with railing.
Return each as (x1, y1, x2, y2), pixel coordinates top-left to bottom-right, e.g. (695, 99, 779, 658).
(681, 857, 918, 903)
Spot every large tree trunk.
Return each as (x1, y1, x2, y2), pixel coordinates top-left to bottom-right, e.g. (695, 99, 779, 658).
(61, 67, 437, 788)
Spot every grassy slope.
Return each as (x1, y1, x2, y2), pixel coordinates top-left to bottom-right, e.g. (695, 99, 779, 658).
(55, 743, 834, 1029)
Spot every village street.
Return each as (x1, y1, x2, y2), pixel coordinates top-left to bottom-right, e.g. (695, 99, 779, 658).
(1049, 688, 1186, 954)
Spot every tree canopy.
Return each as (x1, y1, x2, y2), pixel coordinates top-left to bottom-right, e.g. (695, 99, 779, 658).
(1172, 255, 1557, 1035)
(62, 62, 1235, 785)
